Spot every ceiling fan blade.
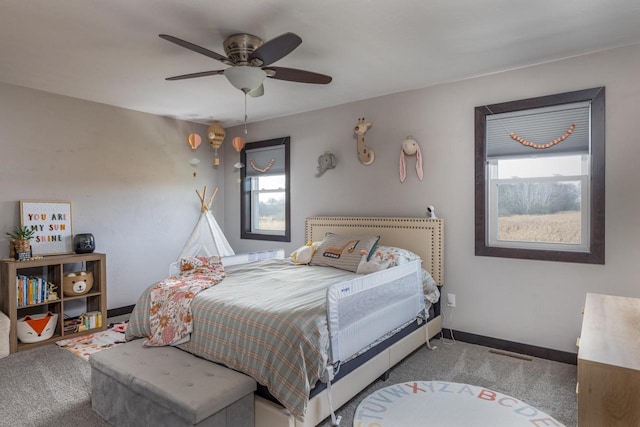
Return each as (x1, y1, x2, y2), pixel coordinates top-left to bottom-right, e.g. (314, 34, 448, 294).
(159, 34, 232, 65)
(264, 66, 332, 84)
(165, 70, 225, 81)
(248, 84, 264, 97)
(249, 32, 302, 66)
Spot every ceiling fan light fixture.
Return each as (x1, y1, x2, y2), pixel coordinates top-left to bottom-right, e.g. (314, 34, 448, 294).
(224, 66, 267, 93)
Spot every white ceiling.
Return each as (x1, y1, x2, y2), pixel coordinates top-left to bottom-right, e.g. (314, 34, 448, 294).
(2, 0, 640, 127)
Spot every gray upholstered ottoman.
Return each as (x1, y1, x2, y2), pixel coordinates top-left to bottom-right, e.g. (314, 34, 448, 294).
(0, 311, 10, 359)
(89, 339, 256, 427)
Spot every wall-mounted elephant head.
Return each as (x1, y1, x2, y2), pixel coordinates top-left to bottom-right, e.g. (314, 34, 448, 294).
(316, 152, 337, 177)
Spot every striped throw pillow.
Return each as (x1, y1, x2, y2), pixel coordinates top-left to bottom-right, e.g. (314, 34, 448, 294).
(310, 233, 379, 272)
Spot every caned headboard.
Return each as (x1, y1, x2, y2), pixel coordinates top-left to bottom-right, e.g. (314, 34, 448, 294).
(305, 216, 444, 286)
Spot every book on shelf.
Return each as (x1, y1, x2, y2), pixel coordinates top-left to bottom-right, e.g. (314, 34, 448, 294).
(63, 311, 102, 333)
(16, 275, 50, 307)
(84, 311, 102, 329)
(63, 317, 80, 333)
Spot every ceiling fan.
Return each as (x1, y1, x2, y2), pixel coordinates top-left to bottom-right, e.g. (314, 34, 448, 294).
(160, 32, 332, 97)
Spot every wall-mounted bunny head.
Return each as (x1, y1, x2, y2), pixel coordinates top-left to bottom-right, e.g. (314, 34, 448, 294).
(399, 136, 423, 183)
(402, 138, 419, 156)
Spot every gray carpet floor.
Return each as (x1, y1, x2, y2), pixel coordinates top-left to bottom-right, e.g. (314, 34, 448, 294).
(318, 338, 577, 426)
(0, 343, 107, 427)
(0, 337, 576, 427)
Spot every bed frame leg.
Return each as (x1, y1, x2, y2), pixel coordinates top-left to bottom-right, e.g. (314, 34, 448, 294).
(378, 370, 391, 381)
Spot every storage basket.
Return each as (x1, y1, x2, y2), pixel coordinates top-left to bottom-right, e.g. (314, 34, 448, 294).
(17, 311, 58, 343)
(63, 271, 94, 296)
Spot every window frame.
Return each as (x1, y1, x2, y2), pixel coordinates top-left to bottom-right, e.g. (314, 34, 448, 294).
(474, 87, 605, 264)
(240, 136, 291, 242)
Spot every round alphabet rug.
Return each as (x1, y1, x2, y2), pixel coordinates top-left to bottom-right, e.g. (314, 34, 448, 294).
(353, 381, 564, 426)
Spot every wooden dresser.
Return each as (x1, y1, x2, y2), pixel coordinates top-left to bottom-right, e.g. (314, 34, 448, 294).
(578, 293, 640, 426)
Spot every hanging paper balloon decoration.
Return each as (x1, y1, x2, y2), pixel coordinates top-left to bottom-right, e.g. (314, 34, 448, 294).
(232, 136, 246, 169)
(232, 136, 245, 152)
(187, 134, 202, 150)
(207, 123, 226, 166)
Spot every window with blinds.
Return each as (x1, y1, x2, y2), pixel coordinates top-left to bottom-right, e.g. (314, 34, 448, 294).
(475, 88, 605, 264)
(240, 137, 291, 242)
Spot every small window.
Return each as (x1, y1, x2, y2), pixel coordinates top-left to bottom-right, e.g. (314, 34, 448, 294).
(251, 174, 286, 235)
(240, 137, 290, 242)
(488, 154, 589, 251)
(475, 88, 605, 264)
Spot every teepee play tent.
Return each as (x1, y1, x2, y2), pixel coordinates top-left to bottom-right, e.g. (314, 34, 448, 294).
(178, 186, 235, 259)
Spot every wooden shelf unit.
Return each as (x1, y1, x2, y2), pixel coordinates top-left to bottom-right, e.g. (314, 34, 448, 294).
(0, 253, 107, 353)
(577, 293, 640, 426)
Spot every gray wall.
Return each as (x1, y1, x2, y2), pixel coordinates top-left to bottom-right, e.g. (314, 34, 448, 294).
(0, 83, 222, 309)
(2, 42, 637, 353)
(223, 43, 640, 353)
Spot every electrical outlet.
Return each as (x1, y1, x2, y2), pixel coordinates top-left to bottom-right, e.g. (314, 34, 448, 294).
(447, 293, 456, 307)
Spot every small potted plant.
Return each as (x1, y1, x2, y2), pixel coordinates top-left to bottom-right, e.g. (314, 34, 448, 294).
(6, 225, 35, 259)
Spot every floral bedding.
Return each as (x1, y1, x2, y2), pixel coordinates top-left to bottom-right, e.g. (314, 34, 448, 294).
(144, 256, 225, 346)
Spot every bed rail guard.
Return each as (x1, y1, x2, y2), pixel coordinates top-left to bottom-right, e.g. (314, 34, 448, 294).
(221, 249, 285, 266)
(326, 259, 423, 363)
(169, 249, 285, 276)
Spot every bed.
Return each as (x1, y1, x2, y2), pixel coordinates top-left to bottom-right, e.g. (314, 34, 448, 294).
(126, 216, 444, 427)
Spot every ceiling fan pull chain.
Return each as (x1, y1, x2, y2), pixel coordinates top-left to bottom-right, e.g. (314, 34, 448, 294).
(244, 92, 248, 135)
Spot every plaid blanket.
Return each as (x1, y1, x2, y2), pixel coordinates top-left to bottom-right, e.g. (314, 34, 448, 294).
(126, 259, 357, 419)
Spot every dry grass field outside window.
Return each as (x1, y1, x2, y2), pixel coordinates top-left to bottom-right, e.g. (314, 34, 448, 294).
(258, 217, 286, 231)
(498, 211, 581, 243)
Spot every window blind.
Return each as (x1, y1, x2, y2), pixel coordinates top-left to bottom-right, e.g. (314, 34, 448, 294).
(245, 144, 285, 177)
(486, 101, 590, 159)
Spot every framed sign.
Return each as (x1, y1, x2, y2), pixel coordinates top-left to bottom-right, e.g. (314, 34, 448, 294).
(20, 201, 73, 255)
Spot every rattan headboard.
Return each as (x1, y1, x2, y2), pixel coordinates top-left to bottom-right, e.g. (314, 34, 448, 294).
(305, 216, 444, 286)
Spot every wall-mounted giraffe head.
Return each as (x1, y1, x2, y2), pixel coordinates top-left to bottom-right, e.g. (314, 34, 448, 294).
(354, 117, 372, 136)
(354, 117, 375, 165)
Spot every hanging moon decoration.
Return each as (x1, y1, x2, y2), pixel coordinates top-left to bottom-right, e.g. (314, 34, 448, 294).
(187, 133, 202, 150)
